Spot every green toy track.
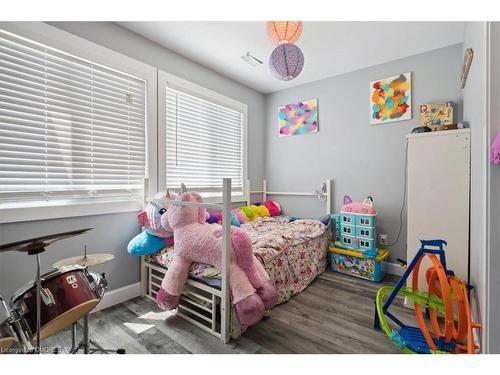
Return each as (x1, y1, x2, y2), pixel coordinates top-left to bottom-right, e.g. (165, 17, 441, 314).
(375, 286, 449, 354)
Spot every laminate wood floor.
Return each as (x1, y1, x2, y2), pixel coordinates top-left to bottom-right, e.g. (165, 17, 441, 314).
(45, 272, 415, 354)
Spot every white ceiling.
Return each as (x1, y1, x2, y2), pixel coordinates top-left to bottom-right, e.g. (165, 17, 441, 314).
(118, 22, 465, 94)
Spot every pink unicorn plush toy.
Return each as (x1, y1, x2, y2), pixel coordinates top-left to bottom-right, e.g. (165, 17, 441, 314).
(156, 191, 278, 330)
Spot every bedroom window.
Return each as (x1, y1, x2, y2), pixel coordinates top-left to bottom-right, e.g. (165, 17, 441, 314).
(158, 70, 247, 200)
(0, 23, 157, 223)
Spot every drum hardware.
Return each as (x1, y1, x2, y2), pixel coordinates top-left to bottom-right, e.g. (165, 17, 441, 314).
(0, 297, 19, 353)
(11, 319, 35, 353)
(56, 248, 123, 354)
(40, 288, 55, 307)
(68, 269, 125, 354)
(52, 250, 115, 269)
(70, 313, 124, 354)
(0, 229, 92, 354)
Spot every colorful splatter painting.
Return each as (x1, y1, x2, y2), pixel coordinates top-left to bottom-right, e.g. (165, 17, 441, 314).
(370, 72, 411, 125)
(278, 99, 318, 137)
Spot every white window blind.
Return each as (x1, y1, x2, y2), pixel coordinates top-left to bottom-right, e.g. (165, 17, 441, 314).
(0, 29, 147, 205)
(165, 87, 244, 195)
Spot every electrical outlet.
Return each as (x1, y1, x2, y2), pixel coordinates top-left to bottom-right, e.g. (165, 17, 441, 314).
(379, 234, 387, 246)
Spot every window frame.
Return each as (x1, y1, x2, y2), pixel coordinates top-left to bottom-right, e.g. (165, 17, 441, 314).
(157, 69, 248, 202)
(0, 22, 158, 224)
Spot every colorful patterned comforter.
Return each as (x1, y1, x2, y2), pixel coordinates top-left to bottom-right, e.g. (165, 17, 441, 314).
(243, 216, 330, 304)
(147, 216, 330, 303)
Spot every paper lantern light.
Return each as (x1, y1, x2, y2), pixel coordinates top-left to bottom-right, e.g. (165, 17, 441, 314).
(269, 43, 304, 81)
(267, 21, 303, 45)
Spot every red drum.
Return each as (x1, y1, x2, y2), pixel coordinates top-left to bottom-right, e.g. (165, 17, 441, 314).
(0, 296, 18, 352)
(11, 265, 100, 340)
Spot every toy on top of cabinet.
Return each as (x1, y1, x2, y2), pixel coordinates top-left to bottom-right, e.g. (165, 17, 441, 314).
(333, 195, 378, 256)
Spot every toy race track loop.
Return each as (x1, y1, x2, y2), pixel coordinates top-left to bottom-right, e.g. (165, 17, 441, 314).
(374, 239, 481, 354)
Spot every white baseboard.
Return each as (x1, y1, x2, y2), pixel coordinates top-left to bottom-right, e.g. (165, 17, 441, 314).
(383, 261, 405, 276)
(91, 282, 141, 313)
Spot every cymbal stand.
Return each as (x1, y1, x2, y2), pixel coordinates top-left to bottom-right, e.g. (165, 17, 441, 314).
(35, 253, 41, 353)
(26, 245, 45, 354)
(69, 313, 125, 354)
(70, 244, 124, 354)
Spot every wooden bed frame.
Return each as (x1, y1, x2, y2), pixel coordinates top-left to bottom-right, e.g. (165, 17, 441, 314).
(140, 178, 333, 343)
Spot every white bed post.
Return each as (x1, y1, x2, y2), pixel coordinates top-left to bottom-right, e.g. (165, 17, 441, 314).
(262, 179, 267, 203)
(140, 177, 149, 297)
(326, 179, 332, 214)
(221, 178, 231, 343)
(245, 179, 251, 206)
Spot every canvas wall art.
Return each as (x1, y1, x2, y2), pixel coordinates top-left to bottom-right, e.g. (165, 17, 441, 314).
(278, 98, 318, 136)
(370, 72, 411, 125)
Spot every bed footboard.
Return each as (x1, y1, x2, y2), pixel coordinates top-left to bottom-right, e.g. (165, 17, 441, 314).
(143, 259, 224, 339)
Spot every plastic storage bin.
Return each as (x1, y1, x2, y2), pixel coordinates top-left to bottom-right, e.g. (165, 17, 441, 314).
(328, 246, 389, 282)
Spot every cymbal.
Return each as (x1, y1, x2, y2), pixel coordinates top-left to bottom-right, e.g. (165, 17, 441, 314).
(0, 229, 93, 255)
(53, 253, 114, 269)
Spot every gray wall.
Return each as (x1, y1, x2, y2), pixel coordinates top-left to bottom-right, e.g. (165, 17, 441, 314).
(264, 44, 464, 263)
(0, 22, 266, 298)
(461, 22, 489, 352)
(488, 22, 500, 354)
(0, 213, 140, 299)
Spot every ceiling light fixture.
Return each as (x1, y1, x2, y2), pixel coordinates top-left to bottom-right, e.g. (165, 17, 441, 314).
(267, 21, 303, 45)
(269, 43, 304, 81)
(267, 21, 304, 81)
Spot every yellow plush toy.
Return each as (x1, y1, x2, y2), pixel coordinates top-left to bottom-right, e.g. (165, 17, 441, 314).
(250, 205, 269, 218)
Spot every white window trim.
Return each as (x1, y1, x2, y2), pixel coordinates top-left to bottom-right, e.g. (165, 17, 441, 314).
(0, 22, 158, 224)
(157, 69, 248, 203)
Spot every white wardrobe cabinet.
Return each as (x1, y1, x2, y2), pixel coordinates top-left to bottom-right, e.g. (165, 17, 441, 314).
(406, 129, 471, 289)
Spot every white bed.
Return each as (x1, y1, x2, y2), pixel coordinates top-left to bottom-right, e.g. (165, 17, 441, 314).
(140, 178, 332, 343)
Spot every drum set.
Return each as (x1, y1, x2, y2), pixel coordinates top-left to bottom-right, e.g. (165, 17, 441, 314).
(0, 229, 124, 354)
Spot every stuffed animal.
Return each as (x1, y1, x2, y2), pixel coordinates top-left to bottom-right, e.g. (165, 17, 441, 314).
(207, 212, 241, 227)
(155, 191, 278, 331)
(205, 200, 281, 227)
(491, 131, 500, 165)
(127, 188, 181, 256)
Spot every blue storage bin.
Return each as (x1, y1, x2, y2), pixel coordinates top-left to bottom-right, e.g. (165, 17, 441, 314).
(356, 226, 376, 239)
(356, 215, 377, 227)
(341, 224, 355, 236)
(328, 246, 389, 282)
(340, 214, 355, 225)
(340, 234, 359, 250)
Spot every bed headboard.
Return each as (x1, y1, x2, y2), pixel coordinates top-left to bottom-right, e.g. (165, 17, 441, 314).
(245, 179, 333, 215)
